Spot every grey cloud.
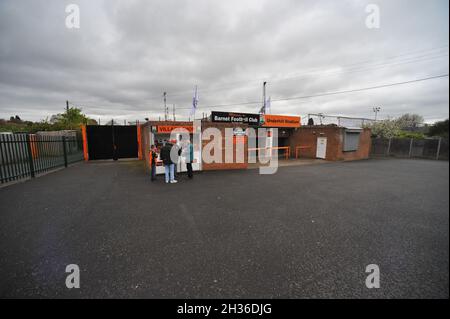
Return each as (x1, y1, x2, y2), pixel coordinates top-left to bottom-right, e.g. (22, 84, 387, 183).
(0, 0, 448, 124)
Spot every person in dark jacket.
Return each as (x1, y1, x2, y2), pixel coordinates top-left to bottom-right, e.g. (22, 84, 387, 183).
(160, 141, 175, 183)
(160, 140, 181, 183)
(149, 144, 158, 181)
(184, 140, 194, 179)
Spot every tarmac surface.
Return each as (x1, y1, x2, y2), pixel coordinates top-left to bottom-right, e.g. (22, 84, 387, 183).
(0, 158, 448, 298)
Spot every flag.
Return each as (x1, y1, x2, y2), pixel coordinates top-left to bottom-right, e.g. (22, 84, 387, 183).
(190, 85, 198, 116)
(266, 96, 271, 114)
(259, 96, 271, 114)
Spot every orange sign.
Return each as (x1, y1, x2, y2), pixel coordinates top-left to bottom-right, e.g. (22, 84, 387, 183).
(261, 115, 301, 128)
(157, 125, 194, 133)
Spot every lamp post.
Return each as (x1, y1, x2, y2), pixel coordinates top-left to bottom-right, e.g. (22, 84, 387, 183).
(373, 107, 381, 121)
(163, 92, 167, 121)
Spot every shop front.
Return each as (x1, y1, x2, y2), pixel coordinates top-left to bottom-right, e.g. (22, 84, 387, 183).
(141, 121, 202, 175)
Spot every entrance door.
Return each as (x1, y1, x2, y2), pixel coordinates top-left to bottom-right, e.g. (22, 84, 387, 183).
(316, 137, 327, 159)
(113, 126, 138, 159)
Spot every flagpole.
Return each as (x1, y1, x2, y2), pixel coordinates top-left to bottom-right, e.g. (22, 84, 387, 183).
(263, 82, 267, 115)
(191, 85, 198, 121)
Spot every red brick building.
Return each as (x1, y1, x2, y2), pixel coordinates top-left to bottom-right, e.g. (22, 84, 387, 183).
(288, 125, 372, 161)
(139, 115, 371, 174)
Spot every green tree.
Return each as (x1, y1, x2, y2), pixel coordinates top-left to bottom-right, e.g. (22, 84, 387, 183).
(428, 119, 449, 138)
(366, 113, 428, 139)
(395, 113, 424, 129)
(51, 107, 97, 129)
(396, 130, 426, 139)
(0, 107, 97, 133)
(366, 119, 401, 138)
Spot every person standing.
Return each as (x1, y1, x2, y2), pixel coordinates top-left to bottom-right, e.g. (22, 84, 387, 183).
(160, 140, 177, 184)
(171, 139, 182, 179)
(173, 140, 179, 179)
(185, 140, 194, 179)
(149, 144, 158, 182)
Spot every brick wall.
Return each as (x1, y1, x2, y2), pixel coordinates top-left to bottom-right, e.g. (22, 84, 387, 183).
(338, 128, 371, 161)
(288, 126, 371, 161)
(201, 122, 249, 171)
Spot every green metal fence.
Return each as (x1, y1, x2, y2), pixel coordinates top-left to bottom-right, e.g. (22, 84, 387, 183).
(0, 133, 83, 184)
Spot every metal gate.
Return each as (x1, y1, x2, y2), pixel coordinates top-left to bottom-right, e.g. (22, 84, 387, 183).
(86, 125, 138, 160)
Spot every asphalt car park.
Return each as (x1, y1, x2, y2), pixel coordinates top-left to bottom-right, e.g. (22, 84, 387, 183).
(0, 158, 448, 298)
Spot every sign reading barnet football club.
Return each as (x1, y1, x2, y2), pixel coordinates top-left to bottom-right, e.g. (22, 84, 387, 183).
(211, 111, 260, 126)
(211, 111, 300, 128)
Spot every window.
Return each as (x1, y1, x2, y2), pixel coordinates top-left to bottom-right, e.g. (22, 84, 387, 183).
(343, 129, 361, 152)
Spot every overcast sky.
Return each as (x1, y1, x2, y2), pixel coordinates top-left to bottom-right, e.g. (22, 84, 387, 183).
(0, 0, 448, 124)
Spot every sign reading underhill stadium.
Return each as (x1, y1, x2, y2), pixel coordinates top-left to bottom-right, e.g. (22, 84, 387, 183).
(261, 114, 301, 128)
(211, 111, 260, 126)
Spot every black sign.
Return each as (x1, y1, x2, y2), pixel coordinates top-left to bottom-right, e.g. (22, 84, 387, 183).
(211, 111, 260, 126)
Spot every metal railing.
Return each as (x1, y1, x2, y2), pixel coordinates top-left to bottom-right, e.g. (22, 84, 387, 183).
(248, 147, 291, 161)
(295, 145, 313, 159)
(0, 133, 84, 184)
(307, 113, 377, 128)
